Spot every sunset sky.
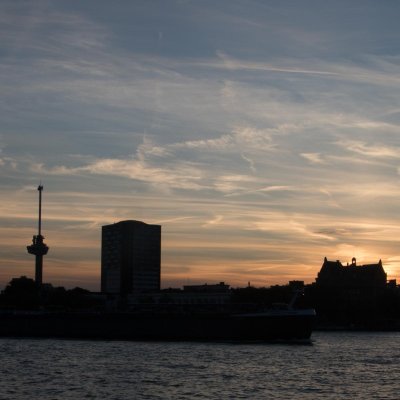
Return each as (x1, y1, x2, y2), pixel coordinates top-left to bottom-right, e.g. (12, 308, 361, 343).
(2, 1, 400, 290)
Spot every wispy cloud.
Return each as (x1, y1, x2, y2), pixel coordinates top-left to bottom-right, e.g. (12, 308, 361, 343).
(31, 158, 208, 191)
(215, 51, 339, 76)
(336, 139, 400, 158)
(172, 126, 275, 152)
(301, 153, 326, 164)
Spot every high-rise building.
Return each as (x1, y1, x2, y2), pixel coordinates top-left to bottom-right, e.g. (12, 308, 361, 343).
(101, 220, 161, 294)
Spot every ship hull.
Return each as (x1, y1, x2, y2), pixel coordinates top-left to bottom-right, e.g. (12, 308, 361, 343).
(0, 310, 315, 341)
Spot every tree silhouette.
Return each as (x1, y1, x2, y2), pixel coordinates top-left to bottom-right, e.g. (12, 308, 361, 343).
(1, 276, 41, 309)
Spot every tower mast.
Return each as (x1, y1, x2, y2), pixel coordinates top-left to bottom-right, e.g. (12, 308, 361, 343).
(38, 184, 42, 236)
(27, 185, 49, 285)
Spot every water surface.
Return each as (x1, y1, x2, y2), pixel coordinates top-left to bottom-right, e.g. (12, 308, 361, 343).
(0, 332, 399, 399)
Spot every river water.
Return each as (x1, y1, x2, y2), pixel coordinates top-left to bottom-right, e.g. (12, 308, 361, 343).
(0, 331, 399, 399)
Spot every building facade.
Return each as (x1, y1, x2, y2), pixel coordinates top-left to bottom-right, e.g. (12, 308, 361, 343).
(314, 257, 388, 323)
(101, 220, 161, 294)
(316, 257, 387, 289)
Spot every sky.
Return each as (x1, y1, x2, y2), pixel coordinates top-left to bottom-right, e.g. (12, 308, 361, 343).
(2, 0, 400, 290)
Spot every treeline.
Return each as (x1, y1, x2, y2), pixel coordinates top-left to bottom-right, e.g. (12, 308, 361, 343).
(0, 276, 99, 310)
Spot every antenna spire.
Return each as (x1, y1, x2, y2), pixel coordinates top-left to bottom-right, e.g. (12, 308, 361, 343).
(38, 184, 43, 236)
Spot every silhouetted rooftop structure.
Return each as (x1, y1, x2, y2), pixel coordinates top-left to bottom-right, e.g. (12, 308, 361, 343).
(183, 282, 230, 293)
(316, 257, 387, 288)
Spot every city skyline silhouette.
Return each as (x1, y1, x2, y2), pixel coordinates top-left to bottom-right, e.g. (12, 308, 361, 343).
(4, 184, 397, 292)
